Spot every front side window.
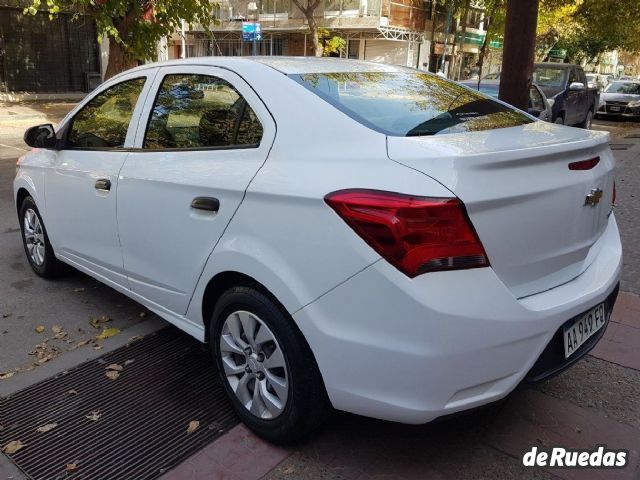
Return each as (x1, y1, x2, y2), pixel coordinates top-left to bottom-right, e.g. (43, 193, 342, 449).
(67, 78, 146, 149)
(144, 74, 263, 149)
(291, 72, 532, 136)
(529, 86, 545, 110)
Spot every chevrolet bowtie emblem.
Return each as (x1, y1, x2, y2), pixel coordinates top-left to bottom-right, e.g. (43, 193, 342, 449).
(585, 188, 603, 207)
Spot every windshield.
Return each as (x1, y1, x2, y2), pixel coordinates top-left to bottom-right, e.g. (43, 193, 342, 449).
(606, 82, 640, 94)
(291, 72, 531, 137)
(533, 67, 567, 88)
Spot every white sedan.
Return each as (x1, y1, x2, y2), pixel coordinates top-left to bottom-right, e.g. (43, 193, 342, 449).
(15, 57, 621, 443)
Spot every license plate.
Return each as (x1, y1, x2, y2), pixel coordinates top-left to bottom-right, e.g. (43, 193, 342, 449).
(609, 106, 621, 112)
(563, 303, 606, 359)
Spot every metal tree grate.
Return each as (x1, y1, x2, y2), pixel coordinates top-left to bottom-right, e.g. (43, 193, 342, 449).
(0, 327, 238, 480)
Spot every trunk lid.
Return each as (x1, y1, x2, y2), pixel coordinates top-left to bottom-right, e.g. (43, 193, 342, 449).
(387, 122, 615, 298)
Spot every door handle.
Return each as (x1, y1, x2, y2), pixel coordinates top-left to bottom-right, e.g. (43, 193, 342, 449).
(191, 197, 220, 212)
(95, 178, 111, 191)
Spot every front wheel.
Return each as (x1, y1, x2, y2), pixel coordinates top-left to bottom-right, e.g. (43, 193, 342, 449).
(554, 115, 565, 125)
(19, 196, 66, 278)
(210, 286, 330, 443)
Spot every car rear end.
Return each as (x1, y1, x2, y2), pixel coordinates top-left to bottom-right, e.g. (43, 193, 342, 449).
(284, 67, 621, 424)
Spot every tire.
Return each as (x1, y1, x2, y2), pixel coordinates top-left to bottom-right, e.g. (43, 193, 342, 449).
(580, 110, 593, 129)
(18, 196, 67, 278)
(210, 285, 331, 443)
(554, 115, 565, 125)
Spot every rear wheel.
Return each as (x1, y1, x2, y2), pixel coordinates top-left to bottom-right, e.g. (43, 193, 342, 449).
(210, 285, 330, 443)
(19, 196, 66, 278)
(580, 110, 593, 129)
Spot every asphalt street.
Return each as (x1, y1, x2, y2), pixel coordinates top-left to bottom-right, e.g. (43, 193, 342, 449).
(0, 108, 639, 479)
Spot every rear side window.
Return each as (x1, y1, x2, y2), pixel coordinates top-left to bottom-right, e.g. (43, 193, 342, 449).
(529, 86, 545, 111)
(144, 74, 263, 149)
(67, 78, 145, 149)
(290, 72, 531, 136)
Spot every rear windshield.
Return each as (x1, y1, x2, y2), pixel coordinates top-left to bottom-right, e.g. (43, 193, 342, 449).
(289, 72, 532, 136)
(606, 82, 640, 94)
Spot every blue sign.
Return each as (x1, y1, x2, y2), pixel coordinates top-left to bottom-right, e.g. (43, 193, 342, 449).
(242, 22, 262, 42)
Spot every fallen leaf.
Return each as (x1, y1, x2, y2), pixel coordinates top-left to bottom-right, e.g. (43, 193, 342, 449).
(89, 315, 111, 329)
(75, 339, 91, 348)
(0, 372, 16, 380)
(51, 325, 62, 334)
(36, 423, 58, 433)
(2, 313, 11, 318)
(127, 335, 143, 345)
(93, 345, 103, 351)
(105, 364, 123, 371)
(186, 420, 200, 434)
(74, 287, 86, 293)
(38, 354, 54, 364)
(96, 327, 120, 340)
(35, 325, 45, 333)
(2, 440, 26, 454)
(123, 359, 134, 367)
(105, 370, 120, 380)
(85, 411, 102, 421)
(139, 311, 147, 318)
(67, 389, 78, 395)
(66, 463, 78, 471)
(54, 332, 67, 340)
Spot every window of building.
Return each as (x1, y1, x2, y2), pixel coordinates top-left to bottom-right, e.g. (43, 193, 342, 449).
(466, 8, 483, 29)
(67, 78, 146, 149)
(325, 0, 360, 12)
(144, 74, 263, 149)
(259, 0, 290, 14)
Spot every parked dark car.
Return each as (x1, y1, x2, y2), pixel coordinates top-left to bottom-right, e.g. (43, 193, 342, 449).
(460, 80, 553, 122)
(596, 80, 640, 120)
(533, 63, 598, 128)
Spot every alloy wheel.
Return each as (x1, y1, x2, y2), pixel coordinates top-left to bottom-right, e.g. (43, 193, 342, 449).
(23, 208, 45, 267)
(219, 310, 289, 419)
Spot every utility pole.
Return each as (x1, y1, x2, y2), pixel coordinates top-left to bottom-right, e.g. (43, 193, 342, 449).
(498, 0, 539, 110)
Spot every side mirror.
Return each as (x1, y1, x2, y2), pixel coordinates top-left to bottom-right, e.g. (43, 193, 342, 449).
(569, 82, 585, 91)
(24, 124, 57, 149)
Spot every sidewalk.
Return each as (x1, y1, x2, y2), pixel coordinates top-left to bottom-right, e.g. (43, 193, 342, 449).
(0, 101, 78, 124)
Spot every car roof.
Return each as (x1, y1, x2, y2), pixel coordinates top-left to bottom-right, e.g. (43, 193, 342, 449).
(109, 56, 413, 81)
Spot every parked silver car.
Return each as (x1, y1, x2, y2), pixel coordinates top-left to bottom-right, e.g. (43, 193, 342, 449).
(596, 80, 640, 119)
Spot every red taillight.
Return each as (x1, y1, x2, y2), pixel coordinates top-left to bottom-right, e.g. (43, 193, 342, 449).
(569, 156, 600, 170)
(325, 189, 489, 278)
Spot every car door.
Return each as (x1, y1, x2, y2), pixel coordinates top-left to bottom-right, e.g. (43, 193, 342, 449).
(565, 68, 581, 124)
(117, 66, 276, 314)
(45, 72, 155, 286)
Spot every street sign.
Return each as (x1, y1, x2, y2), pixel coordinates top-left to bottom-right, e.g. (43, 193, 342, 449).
(242, 22, 262, 42)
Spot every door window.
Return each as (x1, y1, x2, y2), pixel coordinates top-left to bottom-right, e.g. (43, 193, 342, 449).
(529, 86, 545, 111)
(144, 74, 263, 149)
(67, 78, 146, 149)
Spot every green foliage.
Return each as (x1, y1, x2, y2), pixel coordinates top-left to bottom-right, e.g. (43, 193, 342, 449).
(23, 0, 214, 63)
(318, 29, 346, 57)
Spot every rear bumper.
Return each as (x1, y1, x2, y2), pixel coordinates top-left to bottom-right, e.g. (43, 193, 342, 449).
(294, 214, 622, 424)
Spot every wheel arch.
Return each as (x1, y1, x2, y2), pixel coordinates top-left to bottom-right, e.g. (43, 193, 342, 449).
(16, 187, 31, 214)
(201, 271, 290, 345)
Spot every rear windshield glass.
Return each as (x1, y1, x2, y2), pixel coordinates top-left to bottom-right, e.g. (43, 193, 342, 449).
(289, 72, 532, 136)
(606, 82, 640, 94)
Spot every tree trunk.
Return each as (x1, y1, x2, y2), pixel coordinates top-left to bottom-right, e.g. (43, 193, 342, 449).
(498, 0, 539, 110)
(307, 15, 322, 57)
(476, 0, 499, 83)
(456, 0, 470, 80)
(104, 37, 137, 80)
